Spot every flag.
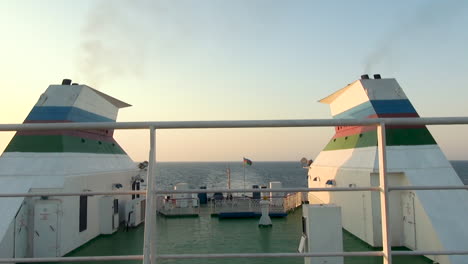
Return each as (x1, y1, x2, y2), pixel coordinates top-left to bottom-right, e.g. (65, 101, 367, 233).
(243, 157, 252, 166)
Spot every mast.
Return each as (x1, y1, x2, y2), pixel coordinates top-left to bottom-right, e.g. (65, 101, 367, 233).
(226, 166, 231, 190)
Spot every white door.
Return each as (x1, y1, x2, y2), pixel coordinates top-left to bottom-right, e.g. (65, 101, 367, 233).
(112, 199, 119, 230)
(402, 192, 416, 249)
(14, 203, 28, 257)
(34, 201, 60, 257)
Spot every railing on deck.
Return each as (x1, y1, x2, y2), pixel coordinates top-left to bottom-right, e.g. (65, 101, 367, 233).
(212, 196, 253, 214)
(208, 193, 302, 215)
(283, 192, 303, 212)
(156, 196, 200, 216)
(1, 117, 468, 264)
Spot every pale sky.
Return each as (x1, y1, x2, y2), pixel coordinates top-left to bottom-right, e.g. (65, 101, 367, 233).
(1, 0, 468, 161)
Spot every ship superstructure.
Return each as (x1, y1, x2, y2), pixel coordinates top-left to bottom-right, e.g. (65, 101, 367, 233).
(0, 79, 143, 258)
(308, 75, 468, 264)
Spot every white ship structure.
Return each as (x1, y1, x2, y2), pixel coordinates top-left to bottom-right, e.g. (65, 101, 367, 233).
(308, 74, 468, 264)
(0, 79, 145, 258)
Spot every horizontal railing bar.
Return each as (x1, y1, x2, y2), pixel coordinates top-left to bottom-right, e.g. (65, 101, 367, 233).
(389, 186, 468, 191)
(0, 191, 147, 198)
(0, 187, 380, 197)
(154, 187, 380, 194)
(0, 252, 383, 263)
(3, 250, 467, 263)
(1, 117, 468, 131)
(2, 185, 467, 197)
(0, 255, 143, 263)
(392, 250, 468, 256)
(157, 251, 384, 259)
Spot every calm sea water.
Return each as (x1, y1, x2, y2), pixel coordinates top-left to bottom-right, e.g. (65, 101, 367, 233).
(154, 161, 308, 191)
(154, 161, 468, 189)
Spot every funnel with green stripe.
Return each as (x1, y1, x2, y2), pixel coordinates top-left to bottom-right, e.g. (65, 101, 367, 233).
(308, 76, 468, 264)
(0, 81, 136, 176)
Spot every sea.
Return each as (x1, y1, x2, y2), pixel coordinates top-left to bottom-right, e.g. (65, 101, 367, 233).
(65, 161, 468, 264)
(154, 161, 309, 191)
(154, 161, 468, 190)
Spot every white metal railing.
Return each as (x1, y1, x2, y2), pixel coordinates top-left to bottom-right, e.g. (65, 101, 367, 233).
(212, 197, 253, 214)
(1, 186, 467, 198)
(156, 196, 200, 215)
(2, 117, 468, 131)
(1, 117, 468, 264)
(283, 192, 303, 212)
(207, 193, 301, 215)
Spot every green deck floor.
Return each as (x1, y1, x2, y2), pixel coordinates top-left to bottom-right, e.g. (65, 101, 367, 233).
(64, 207, 432, 264)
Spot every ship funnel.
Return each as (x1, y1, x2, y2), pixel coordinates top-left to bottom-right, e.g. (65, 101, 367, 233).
(360, 74, 369, 80)
(374, 74, 382, 79)
(62, 79, 72, 85)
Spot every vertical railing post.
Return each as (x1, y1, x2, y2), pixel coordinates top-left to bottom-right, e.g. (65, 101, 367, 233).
(143, 126, 157, 264)
(377, 122, 392, 264)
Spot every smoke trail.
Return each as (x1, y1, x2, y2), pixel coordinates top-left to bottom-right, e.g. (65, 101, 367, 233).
(76, 1, 151, 86)
(76, 1, 297, 86)
(364, 1, 468, 73)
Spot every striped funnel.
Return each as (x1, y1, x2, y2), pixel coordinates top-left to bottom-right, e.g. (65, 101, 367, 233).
(320, 77, 436, 151)
(0, 81, 136, 176)
(308, 76, 468, 264)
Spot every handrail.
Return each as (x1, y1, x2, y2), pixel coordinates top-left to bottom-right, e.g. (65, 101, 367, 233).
(389, 186, 468, 191)
(2, 250, 468, 263)
(1, 116, 468, 131)
(1, 186, 467, 198)
(0, 191, 147, 198)
(1, 117, 468, 264)
(156, 252, 386, 259)
(0, 255, 143, 263)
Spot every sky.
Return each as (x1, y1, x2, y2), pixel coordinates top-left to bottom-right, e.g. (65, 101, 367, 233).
(0, 0, 468, 162)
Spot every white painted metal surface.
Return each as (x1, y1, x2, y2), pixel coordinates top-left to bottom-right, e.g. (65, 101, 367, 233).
(3, 117, 468, 132)
(98, 196, 118, 235)
(320, 80, 369, 116)
(125, 198, 145, 227)
(303, 204, 343, 264)
(258, 200, 272, 227)
(269, 181, 283, 206)
(0, 187, 380, 198)
(74, 86, 121, 120)
(0, 178, 34, 245)
(37, 85, 130, 120)
(0, 153, 136, 177)
(2, 185, 467, 199)
(143, 127, 157, 264)
(377, 124, 392, 264)
(0, 220, 14, 259)
(33, 201, 60, 257)
(14, 203, 28, 258)
(401, 192, 416, 249)
(174, 183, 190, 208)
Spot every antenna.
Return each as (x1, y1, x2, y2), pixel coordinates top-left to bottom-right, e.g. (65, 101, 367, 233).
(226, 166, 231, 190)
